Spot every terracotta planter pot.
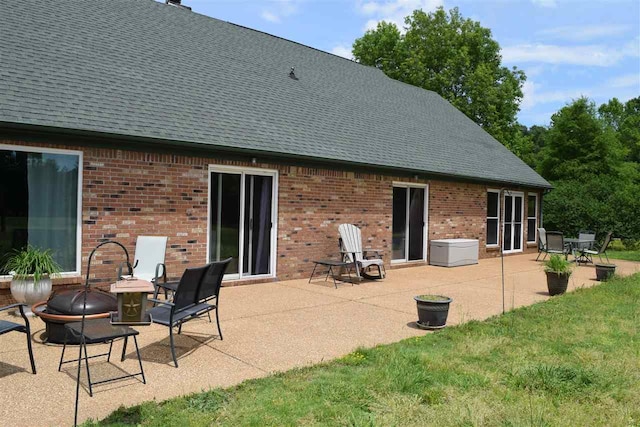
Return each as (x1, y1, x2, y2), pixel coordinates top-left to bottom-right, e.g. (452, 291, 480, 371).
(545, 271, 569, 296)
(595, 264, 616, 281)
(414, 295, 452, 329)
(10, 276, 53, 315)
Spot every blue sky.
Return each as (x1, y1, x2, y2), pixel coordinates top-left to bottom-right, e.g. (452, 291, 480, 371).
(174, 0, 639, 127)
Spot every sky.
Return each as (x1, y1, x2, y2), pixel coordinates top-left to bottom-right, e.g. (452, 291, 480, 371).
(169, 0, 639, 127)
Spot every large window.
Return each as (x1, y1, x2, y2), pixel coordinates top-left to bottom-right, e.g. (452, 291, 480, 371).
(486, 190, 500, 246)
(392, 183, 427, 263)
(208, 166, 277, 279)
(527, 194, 538, 243)
(0, 145, 82, 274)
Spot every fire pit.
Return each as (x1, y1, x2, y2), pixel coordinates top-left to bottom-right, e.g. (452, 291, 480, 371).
(32, 289, 117, 344)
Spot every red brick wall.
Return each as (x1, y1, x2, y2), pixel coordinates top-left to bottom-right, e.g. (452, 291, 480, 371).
(0, 139, 541, 302)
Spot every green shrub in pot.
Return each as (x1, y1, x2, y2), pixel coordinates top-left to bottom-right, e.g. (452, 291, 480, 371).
(543, 255, 573, 296)
(3, 246, 61, 314)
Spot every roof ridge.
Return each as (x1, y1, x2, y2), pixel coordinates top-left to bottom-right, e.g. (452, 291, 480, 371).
(158, 0, 361, 66)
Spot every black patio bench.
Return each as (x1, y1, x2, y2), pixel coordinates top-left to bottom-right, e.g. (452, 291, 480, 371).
(148, 258, 231, 367)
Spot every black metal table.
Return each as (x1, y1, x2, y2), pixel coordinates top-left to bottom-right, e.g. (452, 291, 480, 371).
(309, 260, 353, 288)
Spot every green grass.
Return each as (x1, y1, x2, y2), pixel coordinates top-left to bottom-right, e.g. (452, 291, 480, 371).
(607, 250, 640, 262)
(90, 274, 640, 427)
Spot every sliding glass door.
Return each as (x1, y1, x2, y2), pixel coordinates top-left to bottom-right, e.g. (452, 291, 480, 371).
(503, 193, 523, 253)
(209, 167, 277, 279)
(392, 184, 427, 262)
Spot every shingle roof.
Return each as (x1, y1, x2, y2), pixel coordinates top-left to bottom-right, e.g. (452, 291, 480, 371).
(0, 0, 551, 189)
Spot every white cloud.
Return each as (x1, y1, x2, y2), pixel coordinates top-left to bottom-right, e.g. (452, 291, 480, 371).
(606, 73, 640, 89)
(531, 0, 557, 8)
(261, 11, 281, 23)
(521, 82, 588, 110)
(502, 41, 639, 67)
(524, 64, 545, 78)
(260, 0, 299, 24)
(357, 0, 443, 32)
(520, 75, 639, 114)
(537, 24, 630, 42)
(331, 44, 353, 59)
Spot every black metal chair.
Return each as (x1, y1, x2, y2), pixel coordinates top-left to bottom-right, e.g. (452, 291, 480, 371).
(544, 231, 571, 260)
(583, 232, 613, 264)
(58, 240, 146, 425)
(0, 303, 36, 374)
(148, 258, 231, 367)
(578, 230, 596, 250)
(58, 319, 145, 397)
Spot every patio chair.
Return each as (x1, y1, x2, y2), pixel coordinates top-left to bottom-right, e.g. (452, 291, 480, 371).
(120, 236, 169, 298)
(59, 241, 145, 400)
(535, 227, 547, 261)
(0, 303, 36, 374)
(148, 258, 231, 367)
(543, 231, 571, 260)
(338, 224, 385, 281)
(578, 230, 596, 250)
(582, 231, 612, 264)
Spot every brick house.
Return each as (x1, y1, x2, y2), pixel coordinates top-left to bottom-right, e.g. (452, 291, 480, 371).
(0, 0, 551, 299)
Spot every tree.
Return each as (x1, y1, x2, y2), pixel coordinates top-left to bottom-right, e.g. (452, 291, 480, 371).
(539, 96, 640, 244)
(538, 97, 625, 181)
(352, 7, 526, 146)
(599, 97, 640, 163)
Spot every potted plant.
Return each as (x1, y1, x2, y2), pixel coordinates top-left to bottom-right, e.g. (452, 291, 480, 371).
(595, 263, 616, 281)
(3, 246, 61, 315)
(544, 254, 572, 296)
(414, 294, 452, 329)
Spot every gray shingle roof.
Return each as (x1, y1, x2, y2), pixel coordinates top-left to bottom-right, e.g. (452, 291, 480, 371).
(0, 0, 551, 189)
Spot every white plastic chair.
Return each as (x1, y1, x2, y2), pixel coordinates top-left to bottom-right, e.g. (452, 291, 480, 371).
(338, 224, 385, 280)
(131, 235, 168, 283)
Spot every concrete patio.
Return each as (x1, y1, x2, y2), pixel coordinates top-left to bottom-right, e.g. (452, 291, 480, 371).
(1, 254, 638, 426)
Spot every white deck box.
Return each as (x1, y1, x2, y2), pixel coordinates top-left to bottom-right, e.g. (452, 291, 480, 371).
(429, 239, 479, 267)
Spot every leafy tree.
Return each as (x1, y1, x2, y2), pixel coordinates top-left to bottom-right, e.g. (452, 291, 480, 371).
(600, 97, 640, 163)
(543, 177, 640, 244)
(598, 97, 625, 130)
(538, 97, 625, 180)
(541, 97, 640, 244)
(352, 7, 526, 146)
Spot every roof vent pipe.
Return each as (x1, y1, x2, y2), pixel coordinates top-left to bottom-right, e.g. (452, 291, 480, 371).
(165, 0, 192, 10)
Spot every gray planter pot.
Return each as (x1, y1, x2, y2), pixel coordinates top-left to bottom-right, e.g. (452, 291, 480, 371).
(414, 295, 452, 329)
(10, 276, 53, 315)
(595, 264, 616, 281)
(545, 271, 569, 296)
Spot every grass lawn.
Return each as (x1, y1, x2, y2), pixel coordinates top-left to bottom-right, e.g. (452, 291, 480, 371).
(92, 274, 640, 426)
(607, 250, 640, 262)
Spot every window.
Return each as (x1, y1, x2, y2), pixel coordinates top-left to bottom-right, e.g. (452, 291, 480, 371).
(486, 190, 500, 246)
(0, 145, 82, 274)
(527, 194, 538, 243)
(392, 183, 427, 262)
(208, 166, 278, 279)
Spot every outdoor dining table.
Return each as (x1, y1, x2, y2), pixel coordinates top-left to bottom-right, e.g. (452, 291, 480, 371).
(565, 238, 595, 263)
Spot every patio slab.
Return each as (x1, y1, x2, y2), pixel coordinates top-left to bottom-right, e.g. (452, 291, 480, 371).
(0, 254, 638, 426)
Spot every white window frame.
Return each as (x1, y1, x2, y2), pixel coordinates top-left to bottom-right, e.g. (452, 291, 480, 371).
(206, 165, 279, 281)
(391, 182, 429, 264)
(503, 191, 524, 254)
(0, 143, 83, 277)
(527, 193, 538, 244)
(486, 189, 501, 247)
